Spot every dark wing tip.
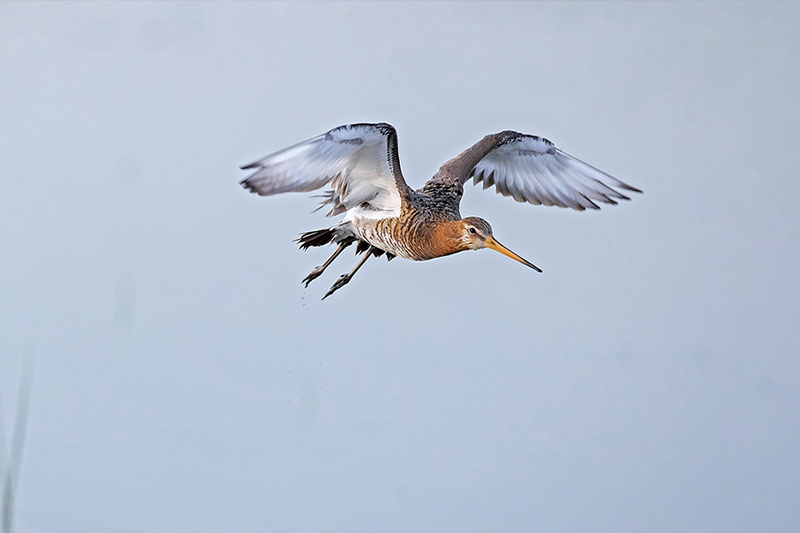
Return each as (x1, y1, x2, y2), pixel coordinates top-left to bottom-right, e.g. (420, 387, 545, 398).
(239, 178, 263, 195)
(621, 183, 643, 194)
(336, 122, 396, 137)
(570, 194, 597, 211)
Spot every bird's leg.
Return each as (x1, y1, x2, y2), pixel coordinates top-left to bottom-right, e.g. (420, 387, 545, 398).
(322, 247, 376, 300)
(302, 241, 351, 287)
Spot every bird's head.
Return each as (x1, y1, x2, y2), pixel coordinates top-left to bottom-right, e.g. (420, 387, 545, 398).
(457, 216, 542, 272)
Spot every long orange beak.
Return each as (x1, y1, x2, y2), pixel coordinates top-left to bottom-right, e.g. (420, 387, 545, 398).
(485, 236, 542, 272)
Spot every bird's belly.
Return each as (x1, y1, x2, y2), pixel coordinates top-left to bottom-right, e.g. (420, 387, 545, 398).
(353, 218, 425, 261)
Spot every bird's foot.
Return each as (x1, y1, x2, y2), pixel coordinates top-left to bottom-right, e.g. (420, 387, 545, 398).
(321, 274, 351, 300)
(302, 266, 325, 287)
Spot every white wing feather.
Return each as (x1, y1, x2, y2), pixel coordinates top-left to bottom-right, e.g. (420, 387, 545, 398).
(240, 123, 403, 218)
(471, 135, 640, 211)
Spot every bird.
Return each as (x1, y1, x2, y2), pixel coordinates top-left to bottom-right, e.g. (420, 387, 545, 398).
(240, 123, 640, 299)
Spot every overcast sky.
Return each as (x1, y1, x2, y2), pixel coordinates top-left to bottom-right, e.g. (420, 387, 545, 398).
(1, 2, 799, 531)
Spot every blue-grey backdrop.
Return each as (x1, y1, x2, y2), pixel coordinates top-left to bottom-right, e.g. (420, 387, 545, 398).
(2, 2, 798, 531)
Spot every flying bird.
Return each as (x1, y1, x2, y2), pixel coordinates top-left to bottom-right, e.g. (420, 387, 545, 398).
(240, 123, 640, 299)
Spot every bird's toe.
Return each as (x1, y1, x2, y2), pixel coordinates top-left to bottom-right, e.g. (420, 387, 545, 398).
(321, 274, 351, 300)
(302, 267, 324, 287)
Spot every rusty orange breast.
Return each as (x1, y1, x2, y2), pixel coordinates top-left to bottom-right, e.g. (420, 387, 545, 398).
(353, 207, 467, 261)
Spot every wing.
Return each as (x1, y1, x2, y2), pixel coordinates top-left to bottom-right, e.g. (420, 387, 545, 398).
(443, 131, 640, 211)
(240, 123, 408, 218)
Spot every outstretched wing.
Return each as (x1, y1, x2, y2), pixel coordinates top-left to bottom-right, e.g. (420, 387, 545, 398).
(444, 132, 641, 211)
(240, 123, 408, 217)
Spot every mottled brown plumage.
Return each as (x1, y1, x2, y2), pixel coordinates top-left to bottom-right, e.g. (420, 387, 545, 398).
(241, 123, 640, 299)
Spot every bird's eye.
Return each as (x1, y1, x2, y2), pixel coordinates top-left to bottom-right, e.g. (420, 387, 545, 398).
(468, 227, 477, 234)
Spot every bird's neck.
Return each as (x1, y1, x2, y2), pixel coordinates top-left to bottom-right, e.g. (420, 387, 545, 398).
(426, 220, 468, 258)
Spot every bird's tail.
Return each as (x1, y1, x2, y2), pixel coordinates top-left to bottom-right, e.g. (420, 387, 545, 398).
(297, 228, 336, 250)
(296, 227, 356, 250)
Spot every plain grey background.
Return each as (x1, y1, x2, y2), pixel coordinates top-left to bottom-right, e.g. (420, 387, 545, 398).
(2, 2, 799, 531)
